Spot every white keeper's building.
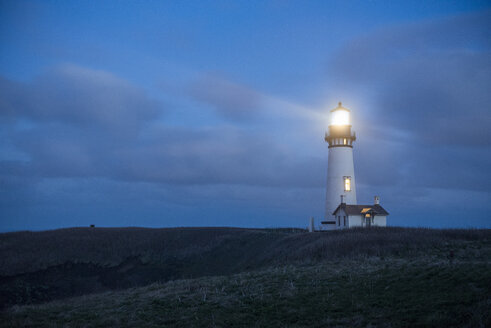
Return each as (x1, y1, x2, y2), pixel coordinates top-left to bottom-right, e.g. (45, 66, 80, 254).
(320, 102, 389, 230)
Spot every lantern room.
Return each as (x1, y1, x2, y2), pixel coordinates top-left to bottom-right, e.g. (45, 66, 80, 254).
(325, 102, 356, 148)
(330, 102, 350, 126)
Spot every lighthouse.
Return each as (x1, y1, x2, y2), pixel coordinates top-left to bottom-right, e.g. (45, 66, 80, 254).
(322, 102, 357, 230)
(318, 102, 390, 230)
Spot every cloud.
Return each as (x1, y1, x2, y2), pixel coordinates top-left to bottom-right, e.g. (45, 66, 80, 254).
(327, 10, 491, 194)
(0, 64, 162, 134)
(0, 65, 323, 190)
(329, 10, 491, 147)
(100, 124, 325, 188)
(187, 72, 264, 121)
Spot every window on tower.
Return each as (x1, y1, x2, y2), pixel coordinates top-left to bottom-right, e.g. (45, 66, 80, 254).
(344, 176, 351, 192)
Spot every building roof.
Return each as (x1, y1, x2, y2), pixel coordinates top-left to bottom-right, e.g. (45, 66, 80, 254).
(332, 203, 389, 216)
(330, 102, 350, 112)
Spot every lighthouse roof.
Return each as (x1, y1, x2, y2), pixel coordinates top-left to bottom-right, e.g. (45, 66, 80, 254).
(332, 204, 389, 216)
(330, 102, 350, 112)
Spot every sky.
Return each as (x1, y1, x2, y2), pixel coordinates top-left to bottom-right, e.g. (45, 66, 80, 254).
(1, 0, 490, 231)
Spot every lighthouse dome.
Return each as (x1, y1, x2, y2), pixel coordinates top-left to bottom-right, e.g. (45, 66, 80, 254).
(330, 102, 350, 126)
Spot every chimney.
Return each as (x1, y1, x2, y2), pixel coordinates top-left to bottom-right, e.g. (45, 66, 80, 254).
(340, 195, 346, 204)
(374, 196, 380, 205)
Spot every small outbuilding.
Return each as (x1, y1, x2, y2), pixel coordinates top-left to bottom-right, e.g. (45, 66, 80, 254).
(322, 196, 389, 229)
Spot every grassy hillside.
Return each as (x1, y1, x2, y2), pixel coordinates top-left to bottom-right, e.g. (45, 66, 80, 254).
(0, 227, 490, 327)
(2, 227, 488, 276)
(2, 257, 490, 327)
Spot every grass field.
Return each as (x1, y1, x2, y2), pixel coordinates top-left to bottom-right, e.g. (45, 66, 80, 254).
(0, 227, 490, 327)
(2, 258, 490, 327)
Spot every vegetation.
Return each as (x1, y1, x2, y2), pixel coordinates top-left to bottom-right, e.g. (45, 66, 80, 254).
(1, 227, 488, 276)
(2, 257, 490, 327)
(0, 227, 490, 327)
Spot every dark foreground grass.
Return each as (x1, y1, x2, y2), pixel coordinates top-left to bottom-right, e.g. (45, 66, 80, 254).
(1, 228, 490, 327)
(1, 227, 489, 277)
(2, 256, 490, 328)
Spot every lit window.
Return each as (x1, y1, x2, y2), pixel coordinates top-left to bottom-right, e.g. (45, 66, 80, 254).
(344, 176, 351, 192)
(343, 138, 347, 145)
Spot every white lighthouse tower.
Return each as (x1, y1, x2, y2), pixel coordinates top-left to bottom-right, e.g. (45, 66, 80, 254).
(322, 102, 357, 230)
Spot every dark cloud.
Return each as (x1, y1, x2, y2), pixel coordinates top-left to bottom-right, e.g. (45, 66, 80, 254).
(187, 73, 264, 121)
(0, 65, 322, 190)
(330, 10, 491, 147)
(0, 65, 161, 134)
(329, 10, 491, 193)
(95, 125, 324, 188)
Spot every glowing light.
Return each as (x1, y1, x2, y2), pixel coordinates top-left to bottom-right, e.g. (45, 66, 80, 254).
(344, 176, 351, 192)
(330, 108, 350, 125)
